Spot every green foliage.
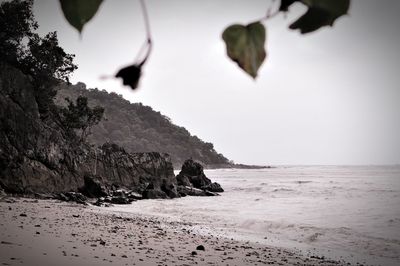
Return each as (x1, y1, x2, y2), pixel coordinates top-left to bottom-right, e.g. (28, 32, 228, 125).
(285, 0, 350, 34)
(59, 0, 103, 33)
(56, 84, 230, 167)
(222, 22, 266, 79)
(60, 95, 104, 142)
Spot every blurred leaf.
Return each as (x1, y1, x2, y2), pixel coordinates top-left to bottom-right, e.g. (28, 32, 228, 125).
(289, 0, 350, 34)
(59, 0, 103, 33)
(115, 64, 142, 90)
(222, 22, 266, 79)
(279, 0, 297, 12)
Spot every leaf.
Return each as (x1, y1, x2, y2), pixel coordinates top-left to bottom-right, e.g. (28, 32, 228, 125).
(115, 64, 142, 90)
(289, 0, 350, 34)
(222, 22, 266, 79)
(279, 0, 298, 12)
(59, 0, 103, 33)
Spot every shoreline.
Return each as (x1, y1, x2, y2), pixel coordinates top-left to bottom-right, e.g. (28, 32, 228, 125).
(0, 197, 353, 266)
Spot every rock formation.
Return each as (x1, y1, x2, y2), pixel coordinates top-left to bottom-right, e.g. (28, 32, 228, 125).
(176, 159, 224, 196)
(0, 63, 177, 199)
(0, 63, 223, 202)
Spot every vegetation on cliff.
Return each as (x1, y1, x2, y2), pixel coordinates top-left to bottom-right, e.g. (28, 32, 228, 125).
(0, 0, 177, 197)
(1, 0, 230, 169)
(55, 83, 230, 168)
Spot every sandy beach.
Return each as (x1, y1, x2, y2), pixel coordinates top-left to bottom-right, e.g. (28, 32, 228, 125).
(0, 197, 353, 266)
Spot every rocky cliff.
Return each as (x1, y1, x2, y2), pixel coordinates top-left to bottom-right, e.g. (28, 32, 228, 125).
(0, 62, 177, 198)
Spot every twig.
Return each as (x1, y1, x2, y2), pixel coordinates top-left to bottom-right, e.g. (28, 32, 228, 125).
(260, 0, 281, 21)
(137, 0, 152, 66)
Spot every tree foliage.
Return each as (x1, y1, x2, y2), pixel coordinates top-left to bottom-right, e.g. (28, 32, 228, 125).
(0, 0, 78, 115)
(0, 0, 38, 64)
(60, 95, 104, 142)
(20, 31, 77, 82)
(56, 84, 230, 167)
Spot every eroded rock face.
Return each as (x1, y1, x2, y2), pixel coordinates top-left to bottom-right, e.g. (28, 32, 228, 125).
(0, 63, 177, 199)
(176, 159, 224, 193)
(83, 144, 178, 199)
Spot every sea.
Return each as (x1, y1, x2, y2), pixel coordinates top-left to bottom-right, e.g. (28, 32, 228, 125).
(108, 166, 400, 266)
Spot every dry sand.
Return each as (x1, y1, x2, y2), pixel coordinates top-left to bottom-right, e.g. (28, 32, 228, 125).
(0, 197, 352, 266)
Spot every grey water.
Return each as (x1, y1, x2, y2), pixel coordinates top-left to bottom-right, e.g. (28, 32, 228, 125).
(109, 165, 400, 266)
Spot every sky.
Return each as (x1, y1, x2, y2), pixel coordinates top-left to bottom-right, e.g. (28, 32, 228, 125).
(33, 0, 400, 165)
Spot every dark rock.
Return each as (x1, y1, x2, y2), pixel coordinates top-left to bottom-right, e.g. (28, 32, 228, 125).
(142, 189, 168, 199)
(191, 251, 197, 256)
(161, 182, 179, 198)
(202, 182, 224, 193)
(177, 186, 211, 197)
(204, 190, 219, 196)
(82, 175, 108, 198)
(176, 159, 224, 194)
(196, 245, 205, 251)
(19, 213, 27, 217)
(57, 192, 87, 204)
(176, 174, 191, 187)
(58, 193, 69, 202)
(127, 191, 143, 200)
(0, 64, 179, 198)
(110, 197, 130, 205)
(33, 193, 54, 199)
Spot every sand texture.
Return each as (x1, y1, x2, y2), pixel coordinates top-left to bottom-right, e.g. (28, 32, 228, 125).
(0, 197, 352, 266)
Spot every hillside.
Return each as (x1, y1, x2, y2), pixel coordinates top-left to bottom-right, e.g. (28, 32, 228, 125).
(55, 83, 231, 168)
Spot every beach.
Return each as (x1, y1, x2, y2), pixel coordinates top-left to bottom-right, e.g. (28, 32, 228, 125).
(0, 198, 349, 266)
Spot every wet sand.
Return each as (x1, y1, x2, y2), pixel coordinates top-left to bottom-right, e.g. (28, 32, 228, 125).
(0, 197, 352, 266)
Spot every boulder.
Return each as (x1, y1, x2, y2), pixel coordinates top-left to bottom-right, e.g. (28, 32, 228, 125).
(0, 63, 179, 198)
(202, 182, 224, 193)
(177, 186, 219, 197)
(58, 192, 87, 204)
(82, 175, 108, 198)
(109, 189, 130, 204)
(142, 189, 168, 199)
(127, 191, 143, 200)
(176, 159, 224, 193)
(176, 174, 191, 187)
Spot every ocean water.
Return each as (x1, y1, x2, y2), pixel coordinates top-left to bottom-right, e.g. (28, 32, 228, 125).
(108, 166, 400, 265)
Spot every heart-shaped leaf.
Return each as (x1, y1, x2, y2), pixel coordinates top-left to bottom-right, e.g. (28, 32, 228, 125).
(288, 0, 350, 34)
(115, 64, 142, 90)
(59, 0, 103, 33)
(222, 22, 266, 79)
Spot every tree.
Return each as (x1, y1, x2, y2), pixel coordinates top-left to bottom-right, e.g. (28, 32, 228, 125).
(20, 31, 77, 82)
(60, 96, 104, 142)
(0, 0, 38, 64)
(0, 0, 78, 116)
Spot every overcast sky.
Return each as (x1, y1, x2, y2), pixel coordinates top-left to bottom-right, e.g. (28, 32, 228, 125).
(33, 0, 400, 165)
